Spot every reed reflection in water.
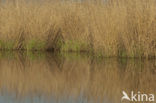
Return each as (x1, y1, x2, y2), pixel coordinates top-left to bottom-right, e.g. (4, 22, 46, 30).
(0, 52, 155, 103)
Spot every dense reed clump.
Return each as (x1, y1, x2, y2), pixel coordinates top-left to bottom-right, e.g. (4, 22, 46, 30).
(0, 0, 156, 57)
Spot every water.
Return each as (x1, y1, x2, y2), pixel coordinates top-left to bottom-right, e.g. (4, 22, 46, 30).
(0, 52, 155, 103)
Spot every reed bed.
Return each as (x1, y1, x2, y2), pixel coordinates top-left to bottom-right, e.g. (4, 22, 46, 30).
(0, 0, 156, 57)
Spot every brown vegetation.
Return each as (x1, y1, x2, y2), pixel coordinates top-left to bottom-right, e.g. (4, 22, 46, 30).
(0, 0, 156, 57)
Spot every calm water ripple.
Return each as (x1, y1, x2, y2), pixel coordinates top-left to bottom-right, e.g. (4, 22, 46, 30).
(0, 52, 155, 103)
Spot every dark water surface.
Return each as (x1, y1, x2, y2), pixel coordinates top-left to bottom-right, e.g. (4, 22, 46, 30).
(0, 52, 156, 103)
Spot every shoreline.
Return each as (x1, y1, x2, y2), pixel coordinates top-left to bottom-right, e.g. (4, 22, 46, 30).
(0, 0, 156, 58)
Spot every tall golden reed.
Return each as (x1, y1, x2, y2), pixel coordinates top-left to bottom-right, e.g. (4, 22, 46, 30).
(0, 0, 156, 57)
